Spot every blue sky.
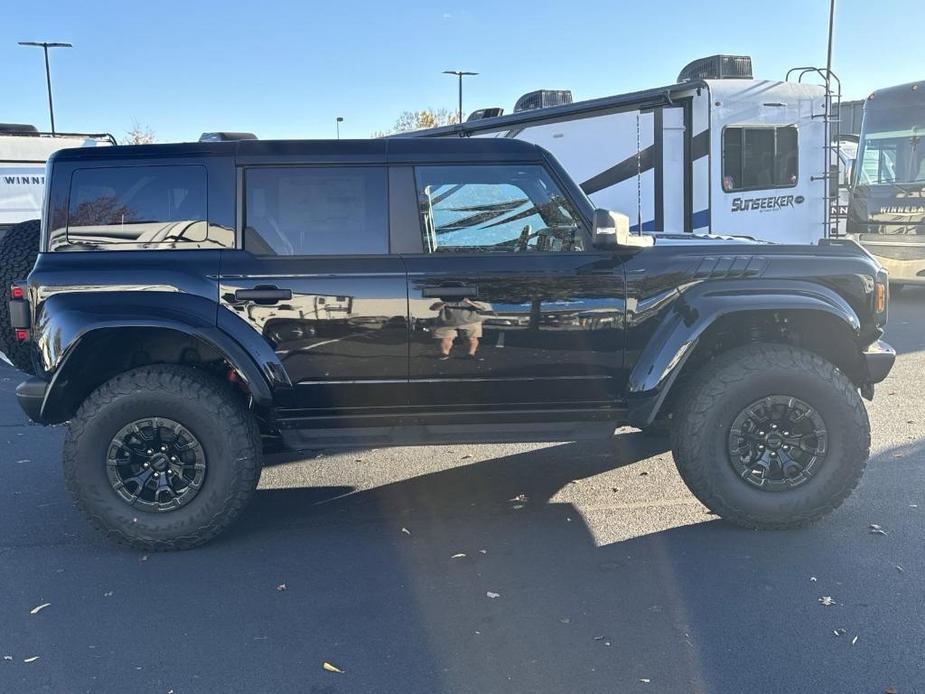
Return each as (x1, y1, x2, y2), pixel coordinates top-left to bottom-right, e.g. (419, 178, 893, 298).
(4, 0, 922, 143)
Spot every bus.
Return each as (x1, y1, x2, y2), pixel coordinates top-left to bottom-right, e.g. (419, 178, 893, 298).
(847, 81, 925, 288)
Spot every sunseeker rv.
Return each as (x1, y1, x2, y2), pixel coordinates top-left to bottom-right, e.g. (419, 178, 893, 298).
(409, 56, 833, 244)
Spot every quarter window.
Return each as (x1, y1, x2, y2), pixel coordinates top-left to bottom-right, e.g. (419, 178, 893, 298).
(244, 167, 388, 256)
(722, 126, 799, 192)
(66, 165, 220, 249)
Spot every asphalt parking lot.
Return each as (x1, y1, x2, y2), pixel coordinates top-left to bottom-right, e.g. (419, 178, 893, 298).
(1, 290, 923, 694)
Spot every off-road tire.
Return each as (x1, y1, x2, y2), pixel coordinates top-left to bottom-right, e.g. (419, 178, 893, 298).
(670, 343, 870, 529)
(0, 219, 41, 374)
(63, 365, 262, 550)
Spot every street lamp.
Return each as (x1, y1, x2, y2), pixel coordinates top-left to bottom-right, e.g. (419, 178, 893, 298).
(336, 116, 344, 139)
(18, 41, 72, 135)
(443, 70, 478, 124)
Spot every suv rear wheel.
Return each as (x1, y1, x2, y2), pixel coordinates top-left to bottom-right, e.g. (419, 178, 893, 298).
(0, 219, 41, 374)
(63, 365, 262, 550)
(670, 343, 870, 529)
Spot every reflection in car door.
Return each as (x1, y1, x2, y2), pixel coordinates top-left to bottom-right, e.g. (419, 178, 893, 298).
(393, 162, 629, 411)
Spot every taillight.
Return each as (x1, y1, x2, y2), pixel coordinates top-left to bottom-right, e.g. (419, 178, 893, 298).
(14, 329, 29, 342)
(11, 285, 24, 300)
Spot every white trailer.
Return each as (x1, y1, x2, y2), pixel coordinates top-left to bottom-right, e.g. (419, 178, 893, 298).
(409, 56, 831, 244)
(0, 125, 113, 233)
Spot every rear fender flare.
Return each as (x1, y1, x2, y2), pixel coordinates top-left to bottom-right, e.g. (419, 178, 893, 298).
(35, 292, 289, 422)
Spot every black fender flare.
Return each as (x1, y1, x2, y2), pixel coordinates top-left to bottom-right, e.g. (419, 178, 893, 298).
(625, 279, 862, 428)
(35, 292, 289, 423)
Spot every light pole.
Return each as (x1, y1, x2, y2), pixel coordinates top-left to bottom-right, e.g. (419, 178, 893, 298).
(336, 116, 344, 139)
(443, 70, 478, 124)
(18, 41, 72, 134)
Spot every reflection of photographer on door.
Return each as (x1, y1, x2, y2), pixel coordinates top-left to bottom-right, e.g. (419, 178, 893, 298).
(430, 298, 491, 360)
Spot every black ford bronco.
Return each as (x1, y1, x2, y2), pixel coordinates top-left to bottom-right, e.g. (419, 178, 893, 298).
(5, 138, 895, 549)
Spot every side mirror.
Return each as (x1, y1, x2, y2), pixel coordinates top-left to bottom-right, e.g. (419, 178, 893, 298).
(592, 209, 653, 249)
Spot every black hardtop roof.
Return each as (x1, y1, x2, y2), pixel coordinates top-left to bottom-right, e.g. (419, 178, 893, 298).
(50, 137, 547, 164)
(864, 81, 924, 110)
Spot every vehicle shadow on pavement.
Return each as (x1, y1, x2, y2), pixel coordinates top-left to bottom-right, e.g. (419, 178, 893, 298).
(206, 434, 924, 693)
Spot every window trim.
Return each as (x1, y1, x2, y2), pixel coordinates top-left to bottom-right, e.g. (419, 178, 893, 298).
(409, 162, 590, 256)
(720, 125, 799, 193)
(240, 164, 391, 258)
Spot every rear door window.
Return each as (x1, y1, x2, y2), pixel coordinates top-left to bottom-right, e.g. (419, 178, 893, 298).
(65, 165, 221, 249)
(244, 167, 388, 256)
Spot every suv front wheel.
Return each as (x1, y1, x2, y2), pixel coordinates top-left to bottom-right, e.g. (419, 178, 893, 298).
(670, 343, 870, 529)
(63, 365, 262, 550)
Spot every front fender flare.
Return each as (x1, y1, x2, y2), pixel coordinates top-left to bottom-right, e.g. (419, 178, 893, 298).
(626, 279, 862, 428)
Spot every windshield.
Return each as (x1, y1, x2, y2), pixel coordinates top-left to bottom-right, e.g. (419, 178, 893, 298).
(855, 104, 925, 185)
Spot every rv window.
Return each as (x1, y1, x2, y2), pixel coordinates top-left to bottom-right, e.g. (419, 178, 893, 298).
(243, 166, 388, 256)
(722, 126, 798, 192)
(413, 164, 581, 253)
(65, 165, 227, 249)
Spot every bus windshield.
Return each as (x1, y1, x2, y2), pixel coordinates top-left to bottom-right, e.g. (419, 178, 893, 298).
(855, 105, 924, 186)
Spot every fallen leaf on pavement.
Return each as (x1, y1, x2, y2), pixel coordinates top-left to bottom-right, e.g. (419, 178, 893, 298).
(639, 471, 649, 476)
(140, 555, 148, 562)
(833, 628, 847, 637)
(460, 455, 472, 460)
(451, 553, 466, 559)
(322, 662, 344, 673)
(103, 591, 113, 597)
(276, 584, 287, 592)
(640, 678, 650, 684)
(401, 527, 411, 536)
(478, 549, 487, 554)
(885, 687, 897, 693)
(23, 656, 39, 663)
(509, 494, 528, 503)
(818, 596, 836, 606)
(869, 524, 888, 536)
(896, 565, 905, 573)
(29, 603, 51, 615)
(593, 635, 605, 641)
(810, 577, 817, 582)
(851, 635, 859, 646)
(559, 617, 570, 624)
(512, 504, 524, 510)
(3, 656, 12, 661)
(486, 591, 500, 599)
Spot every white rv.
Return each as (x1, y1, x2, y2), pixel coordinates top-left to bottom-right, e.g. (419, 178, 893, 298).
(0, 124, 113, 234)
(409, 56, 832, 244)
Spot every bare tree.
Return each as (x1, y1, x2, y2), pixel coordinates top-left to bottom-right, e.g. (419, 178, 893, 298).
(123, 121, 156, 145)
(372, 108, 459, 137)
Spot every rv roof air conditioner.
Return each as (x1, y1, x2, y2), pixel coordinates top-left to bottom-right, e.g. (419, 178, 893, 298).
(467, 107, 504, 122)
(198, 132, 258, 142)
(0, 124, 40, 136)
(513, 90, 573, 113)
(677, 55, 753, 83)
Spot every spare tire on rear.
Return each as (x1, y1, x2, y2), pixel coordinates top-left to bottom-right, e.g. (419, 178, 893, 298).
(0, 219, 41, 374)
